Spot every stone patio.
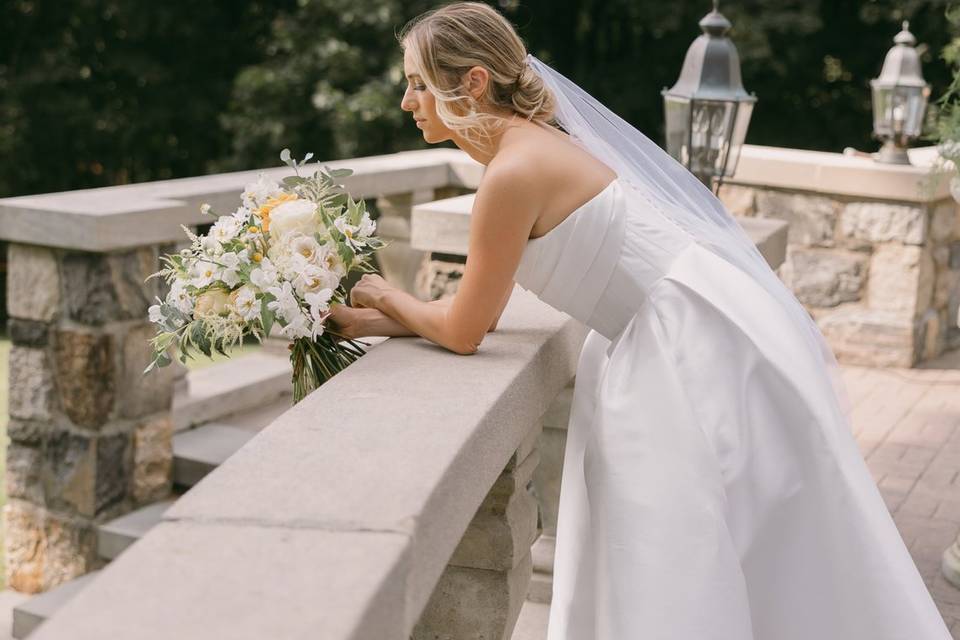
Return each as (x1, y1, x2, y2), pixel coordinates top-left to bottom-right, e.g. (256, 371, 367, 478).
(845, 347, 960, 637)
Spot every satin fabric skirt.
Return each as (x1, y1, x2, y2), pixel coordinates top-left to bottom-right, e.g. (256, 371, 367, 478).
(547, 242, 952, 640)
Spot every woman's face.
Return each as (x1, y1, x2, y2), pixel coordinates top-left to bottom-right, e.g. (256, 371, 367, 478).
(401, 48, 453, 144)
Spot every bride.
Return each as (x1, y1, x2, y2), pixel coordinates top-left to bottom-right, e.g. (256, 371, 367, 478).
(329, 2, 953, 639)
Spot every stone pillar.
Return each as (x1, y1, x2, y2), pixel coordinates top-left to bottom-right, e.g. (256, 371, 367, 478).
(374, 188, 436, 298)
(4, 242, 179, 593)
(412, 423, 542, 640)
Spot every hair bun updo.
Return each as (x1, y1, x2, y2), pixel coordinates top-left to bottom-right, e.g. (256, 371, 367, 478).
(398, 2, 559, 152)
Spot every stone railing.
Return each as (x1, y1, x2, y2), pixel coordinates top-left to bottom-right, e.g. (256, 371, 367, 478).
(27, 283, 588, 639)
(718, 145, 958, 367)
(0, 148, 481, 594)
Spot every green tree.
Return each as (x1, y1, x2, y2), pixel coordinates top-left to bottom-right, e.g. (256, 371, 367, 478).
(0, 0, 293, 197)
(216, 0, 437, 170)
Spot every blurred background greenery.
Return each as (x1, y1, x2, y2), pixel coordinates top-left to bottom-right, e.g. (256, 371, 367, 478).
(0, 0, 958, 199)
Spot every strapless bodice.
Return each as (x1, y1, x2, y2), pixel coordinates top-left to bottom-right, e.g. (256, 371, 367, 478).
(513, 177, 693, 341)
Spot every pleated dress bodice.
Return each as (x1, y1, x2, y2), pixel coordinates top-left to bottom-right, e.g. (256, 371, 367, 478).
(513, 177, 693, 342)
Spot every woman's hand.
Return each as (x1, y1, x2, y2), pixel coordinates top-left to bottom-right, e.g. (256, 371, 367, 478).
(326, 302, 369, 340)
(349, 273, 394, 310)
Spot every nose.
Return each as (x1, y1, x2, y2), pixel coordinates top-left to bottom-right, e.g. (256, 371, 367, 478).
(401, 86, 416, 112)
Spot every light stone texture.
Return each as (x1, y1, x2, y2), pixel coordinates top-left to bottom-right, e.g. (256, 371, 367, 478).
(930, 200, 958, 243)
(5, 443, 42, 505)
(415, 257, 464, 301)
(7, 347, 54, 423)
(51, 330, 115, 430)
(780, 248, 867, 307)
(818, 307, 918, 367)
(118, 324, 176, 420)
(43, 428, 96, 518)
(413, 551, 533, 640)
(841, 202, 927, 246)
(132, 416, 173, 504)
(27, 521, 411, 640)
(754, 190, 839, 247)
(725, 144, 951, 202)
(0, 149, 484, 251)
(39, 287, 585, 639)
(7, 244, 60, 322)
(717, 184, 757, 216)
(3, 500, 98, 595)
(867, 244, 935, 318)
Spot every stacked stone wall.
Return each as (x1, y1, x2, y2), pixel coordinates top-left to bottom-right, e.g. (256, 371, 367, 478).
(4, 242, 181, 592)
(720, 184, 960, 367)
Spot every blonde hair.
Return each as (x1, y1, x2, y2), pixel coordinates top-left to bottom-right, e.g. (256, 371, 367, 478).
(397, 2, 557, 153)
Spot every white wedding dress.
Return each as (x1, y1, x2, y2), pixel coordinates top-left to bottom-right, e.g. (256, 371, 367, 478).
(512, 176, 952, 639)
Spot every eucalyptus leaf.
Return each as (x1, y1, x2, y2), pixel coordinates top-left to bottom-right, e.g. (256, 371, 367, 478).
(280, 148, 292, 163)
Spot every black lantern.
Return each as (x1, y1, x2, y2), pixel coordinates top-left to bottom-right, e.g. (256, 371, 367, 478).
(662, 0, 757, 189)
(870, 21, 931, 165)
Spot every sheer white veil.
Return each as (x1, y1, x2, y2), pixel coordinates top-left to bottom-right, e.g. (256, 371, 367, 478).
(525, 52, 853, 416)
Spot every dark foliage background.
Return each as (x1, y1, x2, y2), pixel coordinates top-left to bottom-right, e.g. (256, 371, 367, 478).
(0, 0, 956, 197)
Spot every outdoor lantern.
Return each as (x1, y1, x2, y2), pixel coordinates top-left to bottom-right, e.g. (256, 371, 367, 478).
(662, 0, 757, 189)
(870, 21, 930, 165)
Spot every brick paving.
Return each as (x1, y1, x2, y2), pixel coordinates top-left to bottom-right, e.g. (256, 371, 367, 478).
(843, 348, 960, 638)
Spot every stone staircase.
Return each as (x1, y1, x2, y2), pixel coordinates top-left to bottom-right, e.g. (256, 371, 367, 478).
(10, 350, 294, 638)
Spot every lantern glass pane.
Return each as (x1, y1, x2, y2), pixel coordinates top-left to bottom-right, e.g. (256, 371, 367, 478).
(723, 100, 754, 178)
(902, 87, 927, 137)
(872, 85, 893, 136)
(690, 100, 736, 179)
(663, 96, 691, 167)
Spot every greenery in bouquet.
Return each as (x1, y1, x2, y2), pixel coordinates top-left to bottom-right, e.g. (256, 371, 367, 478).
(929, 4, 960, 191)
(144, 149, 387, 403)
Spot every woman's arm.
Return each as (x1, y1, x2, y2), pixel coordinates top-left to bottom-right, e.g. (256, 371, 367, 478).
(331, 292, 509, 340)
(360, 163, 539, 354)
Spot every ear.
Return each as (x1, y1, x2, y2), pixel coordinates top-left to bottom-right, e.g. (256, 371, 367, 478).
(463, 65, 489, 101)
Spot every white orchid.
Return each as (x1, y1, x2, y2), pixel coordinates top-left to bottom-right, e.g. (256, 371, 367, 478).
(148, 303, 164, 324)
(333, 211, 376, 250)
(241, 173, 281, 209)
(200, 235, 223, 257)
(266, 281, 300, 322)
(250, 257, 279, 292)
(165, 279, 193, 315)
(229, 285, 260, 322)
(217, 251, 243, 288)
(211, 215, 243, 244)
(190, 260, 219, 288)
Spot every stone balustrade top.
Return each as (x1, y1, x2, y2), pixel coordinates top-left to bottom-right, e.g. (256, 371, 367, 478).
(728, 144, 952, 202)
(29, 285, 588, 640)
(411, 191, 790, 270)
(0, 148, 483, 252)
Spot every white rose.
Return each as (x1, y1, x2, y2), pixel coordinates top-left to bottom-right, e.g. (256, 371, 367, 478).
(193, 289, 231, 318)
(269, 200, 319, 240)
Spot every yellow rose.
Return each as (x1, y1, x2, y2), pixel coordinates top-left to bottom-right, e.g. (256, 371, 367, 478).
(193, 289, 231, 318)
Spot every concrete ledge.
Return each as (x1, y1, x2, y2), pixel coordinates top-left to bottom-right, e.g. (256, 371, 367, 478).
(0, 149, 483, 252)
(412, 191, 790, 271)
(727, 144, 951, 202)
(28, 286, 587, 640)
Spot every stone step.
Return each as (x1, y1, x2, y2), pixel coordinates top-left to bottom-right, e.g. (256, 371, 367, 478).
(173, 423, 258, 487)
(97, 499, 176, 561)
(12, 571, 101, 639)
(172, 351, 293, 432)
(173, 394, 293, 487)
(510, 600, 549, 640)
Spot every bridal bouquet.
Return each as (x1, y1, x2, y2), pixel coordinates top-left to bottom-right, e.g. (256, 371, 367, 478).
(144, 149, 386, 403)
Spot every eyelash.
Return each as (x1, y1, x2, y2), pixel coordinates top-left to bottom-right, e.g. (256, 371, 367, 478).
(408, 84, 426, 91)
